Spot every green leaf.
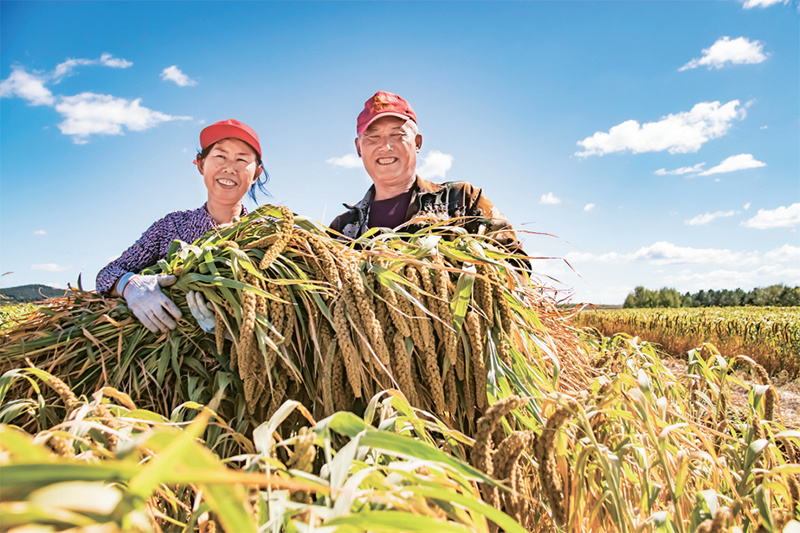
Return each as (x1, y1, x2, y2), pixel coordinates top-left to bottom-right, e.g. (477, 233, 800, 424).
(0, 425, 51, 462)
(29, 481, 123, 514)
(406, 485, 526, 533)
(451, 269, 475, 333)
(325, 510, 473, 532)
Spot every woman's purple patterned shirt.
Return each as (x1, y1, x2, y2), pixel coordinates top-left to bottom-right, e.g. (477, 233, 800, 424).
(95, 204, 246, 294)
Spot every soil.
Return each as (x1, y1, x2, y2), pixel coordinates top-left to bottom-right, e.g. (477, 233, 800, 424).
(662, 357, 800, 429)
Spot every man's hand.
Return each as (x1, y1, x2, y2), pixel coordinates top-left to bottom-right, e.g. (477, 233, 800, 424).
(187, 290, 216, 333)
(122, 274, 182, 334)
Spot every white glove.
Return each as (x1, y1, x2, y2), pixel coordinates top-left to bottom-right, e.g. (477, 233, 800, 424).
(187, 290, 215, 333)
(122, 274, 182, 334)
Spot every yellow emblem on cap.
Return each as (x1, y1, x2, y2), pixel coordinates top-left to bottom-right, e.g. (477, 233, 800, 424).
(371, 93, 391, 112)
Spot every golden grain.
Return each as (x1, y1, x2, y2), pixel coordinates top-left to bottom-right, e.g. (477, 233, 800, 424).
(392, 329, 417, 405)
(333, 292, 361, 399)
(47, 434, 74, 457)
(465, 310, 488, 410)
(536, 399, 577, 527)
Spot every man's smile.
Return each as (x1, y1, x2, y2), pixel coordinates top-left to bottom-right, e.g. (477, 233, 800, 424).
(377, 157, 398, 165)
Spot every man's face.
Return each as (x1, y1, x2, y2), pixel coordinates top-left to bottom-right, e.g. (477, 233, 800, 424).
(356, 116, 422, 190)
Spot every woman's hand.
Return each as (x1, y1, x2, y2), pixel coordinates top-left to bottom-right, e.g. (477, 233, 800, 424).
(122, 274, 182, 333)
(187, 290, 216, 333)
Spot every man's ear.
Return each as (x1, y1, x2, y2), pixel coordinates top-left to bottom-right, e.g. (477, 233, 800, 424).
(415, 134, 423, 152)
(355, 137, 362, 158)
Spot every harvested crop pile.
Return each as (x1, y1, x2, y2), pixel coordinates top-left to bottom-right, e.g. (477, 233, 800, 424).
(0, 204, 588, 435)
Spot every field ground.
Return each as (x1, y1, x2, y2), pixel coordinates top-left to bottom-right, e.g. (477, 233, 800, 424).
(575, 306, 800, 429)
(576, 306, 800, 376)
(661, 356, 800, 429)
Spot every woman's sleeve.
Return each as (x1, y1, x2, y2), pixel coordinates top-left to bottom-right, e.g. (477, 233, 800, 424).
(95, 215, 176, 294)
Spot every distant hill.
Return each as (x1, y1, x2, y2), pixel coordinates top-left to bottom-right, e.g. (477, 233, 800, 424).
(0, 284, 68, 304)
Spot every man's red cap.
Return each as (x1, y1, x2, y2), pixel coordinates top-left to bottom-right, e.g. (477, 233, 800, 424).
(200, 119, 262, 158)
(357, 91, 417, 135)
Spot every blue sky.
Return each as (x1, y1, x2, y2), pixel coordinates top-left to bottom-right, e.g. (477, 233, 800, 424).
(1, 0, 798, 305)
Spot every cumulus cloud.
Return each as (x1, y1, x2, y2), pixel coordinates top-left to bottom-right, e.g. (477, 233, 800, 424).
(0, 67, 54, 106)
(326, 153, 362, 169)
(655, 163, 706, 176)
(540, 192, 561, 205)
(699, 154, 766, 176)
(55, 93, 191, 144)
(575, 100, 746, 157)
(32, 263, 72, 272)
(1, 56, 188, 143)
(52, 58, 95, 82)
(679, 37, 767, 71)
(742, 203, 800, 229)
(584, 203, 596, 212)
(100, 53, 133, 68)
(52, 54, 132, 82)
(418, 150, 453, 180)
(160, 65, 197, 87)
(566, 241, 759, 266)
(743, 0, 785, 8)
(685, 210, 736, 225)
(664, 263, 800, 291)
(33, 230, 46, 236)
(764, 244, 800, 262)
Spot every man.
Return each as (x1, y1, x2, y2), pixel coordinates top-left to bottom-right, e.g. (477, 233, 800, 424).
(329, 91, 526, 260)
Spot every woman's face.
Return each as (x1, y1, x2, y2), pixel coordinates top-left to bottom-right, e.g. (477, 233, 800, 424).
(198, 138, 261, 206)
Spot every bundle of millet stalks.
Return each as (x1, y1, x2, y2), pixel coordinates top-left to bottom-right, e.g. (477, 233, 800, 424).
(0, 204, 591, 434)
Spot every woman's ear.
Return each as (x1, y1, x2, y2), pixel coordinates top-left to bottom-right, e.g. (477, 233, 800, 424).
(253, 165, 263, 184)
(196, 157, 205, 175)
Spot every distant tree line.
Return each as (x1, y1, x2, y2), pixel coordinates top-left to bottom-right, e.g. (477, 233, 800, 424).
(623, 284, 800, 308)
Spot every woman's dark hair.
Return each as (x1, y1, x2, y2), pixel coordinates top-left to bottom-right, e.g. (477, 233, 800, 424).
(196, 139, 270, 202)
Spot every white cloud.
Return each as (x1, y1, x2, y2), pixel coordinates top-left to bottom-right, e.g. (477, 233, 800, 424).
(32, 263, 72, 272)
(52, 58, 95, 82)
(764, 244, 800, 263)
(743, 0, 785, 8)
(655, 163, 706, 176)
(699, 154, 766, 176)
(566, 241, 759, 266)
(54, 93, 191, 144)
(679, 37, 768, 71)
(540, 192, 561, 205)
(52, 54, 132, 82)
(326, 153, 362, 169)
(664, 264, 800, 291)
(583, 203, 596, 212)
(685, 210, 736, 226)
(1, 56, 186, 143)
(575, 100, 746, 157)
(0, 67, 54, 106)
(744, 202, 752, 210)
(100, 53, 133, 69)
(742, 203, 800, 229)
(418, 150, 453, 180)
(160, 66, 197, 87)
(33, 230, 46, 236)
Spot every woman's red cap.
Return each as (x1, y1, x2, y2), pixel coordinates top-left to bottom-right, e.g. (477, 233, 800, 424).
(200, 119, 262, 158)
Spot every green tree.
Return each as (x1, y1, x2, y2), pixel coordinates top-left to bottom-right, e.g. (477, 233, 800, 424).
(656, 288, 682, 308)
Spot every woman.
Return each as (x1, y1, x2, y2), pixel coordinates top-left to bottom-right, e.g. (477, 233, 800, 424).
(96, 119, 267, 334)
